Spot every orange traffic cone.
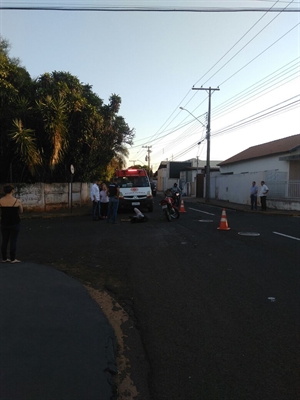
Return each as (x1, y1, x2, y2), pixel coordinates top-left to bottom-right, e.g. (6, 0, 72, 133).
(217, 208, 230, 230)
(179, 200, 186, 213)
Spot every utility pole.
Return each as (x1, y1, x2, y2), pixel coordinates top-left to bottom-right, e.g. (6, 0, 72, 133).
(192, 86, 219, 202)
(142, 145, 152, 171)
(129, 160, 137, 166)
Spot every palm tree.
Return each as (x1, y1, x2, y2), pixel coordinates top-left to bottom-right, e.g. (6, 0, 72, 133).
(9, 118, 42, 179)
(113, 143, 129, 168)
(37, 94, 69, 169)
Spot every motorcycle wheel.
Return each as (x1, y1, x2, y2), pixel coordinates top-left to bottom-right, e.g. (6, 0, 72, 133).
(170, 208, 180, 219)
(165, 209, 171, 222)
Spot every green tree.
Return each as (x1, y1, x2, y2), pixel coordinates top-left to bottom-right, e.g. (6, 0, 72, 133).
(0, 39, 135, 183)
(9, 119, 42, 179)
(37, 94, 69, 169)
(0, 36, 33, 182)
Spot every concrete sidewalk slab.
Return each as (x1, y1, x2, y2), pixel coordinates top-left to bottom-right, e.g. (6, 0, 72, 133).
(0, 263, 116, 400)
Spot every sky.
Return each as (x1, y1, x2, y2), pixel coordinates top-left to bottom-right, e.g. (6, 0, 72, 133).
(1, 0, 299, 172)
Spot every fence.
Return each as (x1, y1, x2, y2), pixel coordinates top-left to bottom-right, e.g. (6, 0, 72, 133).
(210, 173, 300, 211)
(267, 180, 300, 200)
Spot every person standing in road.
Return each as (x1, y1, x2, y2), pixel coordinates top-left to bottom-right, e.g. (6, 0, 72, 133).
(250, 181, 258, 210)
(0, 184, 23, 263)
(259, 181, 269, 211)
(107, 178, 120, 224)
(90, 180, 100, 221)
(100, 183, 109, 219)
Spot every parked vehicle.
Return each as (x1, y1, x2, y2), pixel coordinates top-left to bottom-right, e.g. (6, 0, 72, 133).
(160, 190, 180, 222)
(115, 168, 153, 212)
(150, 181, 157, 197)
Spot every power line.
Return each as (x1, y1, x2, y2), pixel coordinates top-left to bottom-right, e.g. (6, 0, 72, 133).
(213, 57, 300, 115)
(135, 55, 299, 163)
(213, 62, 300, 120)
(211, 95, 300, 138)
(164, 95, 299, 162)
(201, 0, 295, 86)
(142, 1, 299, 157)
(218, 22, 300, 87)
(1, 4, 300, 12)
(193, 0, 283, 87)
(215, 74, 299, 122)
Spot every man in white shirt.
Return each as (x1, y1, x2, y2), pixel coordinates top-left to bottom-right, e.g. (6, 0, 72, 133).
(259, 181, 269, 211)
(90, 180, 100, 220)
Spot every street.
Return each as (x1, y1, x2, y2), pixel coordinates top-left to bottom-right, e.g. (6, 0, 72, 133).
(19, 198, 300, 400)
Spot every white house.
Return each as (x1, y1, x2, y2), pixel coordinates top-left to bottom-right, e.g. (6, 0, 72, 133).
(156, 159, 221, 195)
(156, 161, 192, 192)
(211, 134, 300, 210)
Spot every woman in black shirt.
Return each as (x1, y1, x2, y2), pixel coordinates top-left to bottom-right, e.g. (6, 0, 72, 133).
(0, 184, 23, 263)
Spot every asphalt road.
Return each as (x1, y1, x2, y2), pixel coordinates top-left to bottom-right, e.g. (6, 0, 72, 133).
(19, 198, 300, 400)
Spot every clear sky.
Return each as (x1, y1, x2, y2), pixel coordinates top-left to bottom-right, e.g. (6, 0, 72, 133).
(1, 1, 299, 172)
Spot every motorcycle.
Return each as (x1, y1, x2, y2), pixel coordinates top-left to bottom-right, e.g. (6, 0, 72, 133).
(172, 191, 181, 207)
(160, 190, 180, 222)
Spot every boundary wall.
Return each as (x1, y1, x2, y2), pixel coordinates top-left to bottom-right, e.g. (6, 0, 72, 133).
(0, 183, 91, 212)
(210, 172, 300, 211)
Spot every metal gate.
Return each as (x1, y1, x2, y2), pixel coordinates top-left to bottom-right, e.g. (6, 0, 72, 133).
(196, 174, 204, 198)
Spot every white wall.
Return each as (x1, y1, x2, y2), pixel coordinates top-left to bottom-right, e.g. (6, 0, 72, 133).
(210, 172, 300, 210)
(212, 172, 263, 205)
(157, 168, 168, 191)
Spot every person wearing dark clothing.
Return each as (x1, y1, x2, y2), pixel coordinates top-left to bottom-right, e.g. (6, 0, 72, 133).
(250, 181, 258, 210)
(107, 178, 120, 224)
(171, 183, 181, 207)
(0, 184, 23, 263)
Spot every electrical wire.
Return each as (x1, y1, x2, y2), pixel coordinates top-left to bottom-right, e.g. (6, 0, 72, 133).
(193, 0, 283, 87)
(139, 1, 299, 158)
(211, 95, 300, 137)
(1, 2, 300, 12)
(213, 64, 300, 121)
(168, 14, 299, 164)
(213, 57, 300, 116)
(202, 0, 296, 86)
(163, 94, 299, 162)
(218, 22, 300, 87)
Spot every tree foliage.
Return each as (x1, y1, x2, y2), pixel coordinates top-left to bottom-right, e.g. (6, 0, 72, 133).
(0, 37, 135, 183)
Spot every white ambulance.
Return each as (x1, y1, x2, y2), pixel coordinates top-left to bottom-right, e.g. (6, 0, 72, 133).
(115, 168, 154, 212)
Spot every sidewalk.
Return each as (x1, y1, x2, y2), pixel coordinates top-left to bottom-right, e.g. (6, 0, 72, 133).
(0, 263, 117, 400)
(183, 196, 300, 216)
(161, 193, 300, 217)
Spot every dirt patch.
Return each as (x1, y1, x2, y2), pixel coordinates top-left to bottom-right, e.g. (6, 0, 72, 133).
(84, 286, 140, 400)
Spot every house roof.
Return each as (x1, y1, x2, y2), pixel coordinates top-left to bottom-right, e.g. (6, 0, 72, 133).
(182, 166, 220, 172)
(219, 134, 300, 166)
(158, 161, 167, 170)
